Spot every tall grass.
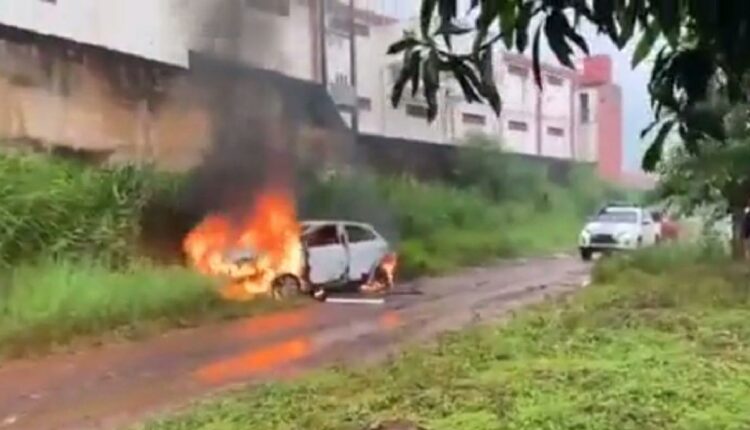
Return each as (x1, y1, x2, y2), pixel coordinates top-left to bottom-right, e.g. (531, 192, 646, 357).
(298, 166, 611, 277)
(0, 149, 623, 357)
(0, 153, 179, 267)
(0, 260, 291, 359)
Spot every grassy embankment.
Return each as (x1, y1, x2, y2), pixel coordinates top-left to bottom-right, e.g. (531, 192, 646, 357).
(0, 149, 619, 358)
(0, 154, 288, 359)
(143, 243, 750, 430)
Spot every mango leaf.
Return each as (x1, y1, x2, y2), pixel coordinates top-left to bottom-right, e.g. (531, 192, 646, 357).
(532, 25, 543, 89)
(499, 0, 518, 49)
(474, 0, 500, 52)
(455, 70, 481, 103)
(422, 50, 441, 122)
(438, 0, 458, 21)
(642, 119, 675, 171)
(640, 119, 660, 139)
(387, 37, 420, 55)
(654, 0, 681, 46)
(617, 0, 643, 47)
(478, 49, 502, 115)
(559, 14, 590, 55)
(545, 12, 575, 68)
(435, 21, 472, 36)
(593, 0, 618, 40)
(631, 21, 659, 68)
(410, 51, 423, 97)
(391, 51, 422, 108)
(514, 1, 534, 52)
(420, 0, 438, 37)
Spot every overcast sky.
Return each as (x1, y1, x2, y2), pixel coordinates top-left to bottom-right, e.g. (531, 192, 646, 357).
(362, 0, 653, 173)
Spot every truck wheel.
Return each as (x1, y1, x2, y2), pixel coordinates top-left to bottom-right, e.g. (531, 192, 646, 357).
(580, 248, 593, 262)
(271, 275, 302, 300)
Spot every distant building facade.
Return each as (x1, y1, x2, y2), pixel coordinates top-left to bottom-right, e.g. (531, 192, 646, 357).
(0, 0, 625, 181)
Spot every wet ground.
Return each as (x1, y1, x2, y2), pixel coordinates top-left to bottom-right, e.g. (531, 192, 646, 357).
(0, 255, 590, 430)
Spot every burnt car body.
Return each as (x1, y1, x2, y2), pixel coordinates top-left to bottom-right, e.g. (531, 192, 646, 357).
(227, 220, 396, 300)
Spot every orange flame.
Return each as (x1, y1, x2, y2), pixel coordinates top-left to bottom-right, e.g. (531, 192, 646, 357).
(183, 190, 304, 300)
(361, 252, 398, 294)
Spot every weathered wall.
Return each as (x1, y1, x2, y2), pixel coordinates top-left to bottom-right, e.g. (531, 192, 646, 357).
(0, 25, 347, 172)
(356, 133, 589, 186)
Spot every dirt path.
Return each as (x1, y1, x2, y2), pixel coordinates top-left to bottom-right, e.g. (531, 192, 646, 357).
(0, 255, 591, 430)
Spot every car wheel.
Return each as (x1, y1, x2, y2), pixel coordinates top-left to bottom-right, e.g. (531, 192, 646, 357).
(271, 275, 302, 300)
(580, 248, 593, 262)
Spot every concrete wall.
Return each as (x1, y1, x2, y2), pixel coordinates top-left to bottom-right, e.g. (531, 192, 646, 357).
(0, 26, 347, 172)
(357, 133, 590, 186)
(0, 0, 187, 66)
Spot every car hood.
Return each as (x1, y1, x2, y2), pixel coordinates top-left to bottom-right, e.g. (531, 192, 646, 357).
(583, 222, 637, 236)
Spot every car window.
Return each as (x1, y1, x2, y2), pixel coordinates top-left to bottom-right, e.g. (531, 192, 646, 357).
(303, 225, 340, 248)
(596, 211, 638, 224)
(345, 225, 376, 243)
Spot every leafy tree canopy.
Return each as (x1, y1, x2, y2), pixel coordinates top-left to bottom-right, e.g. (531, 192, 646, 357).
(388, 0, 750, 170)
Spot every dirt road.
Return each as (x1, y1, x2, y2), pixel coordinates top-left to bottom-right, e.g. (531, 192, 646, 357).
(0, 255, 590, 430)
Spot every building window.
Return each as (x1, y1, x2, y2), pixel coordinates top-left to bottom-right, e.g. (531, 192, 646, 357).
(406, 104, 429, 118)
(547, 75, 564, 86)
(462, 113, 486, 125)
(580, 93, 590, 123)
(508, 120, 528, 131)
(334, 73, 349, 86)
(547, 126, 565, 137)
(329, 17, 371, 37)
(508, 64, 527, 77)
(357, 97, 371, 111)
(246, 0, 290, 16)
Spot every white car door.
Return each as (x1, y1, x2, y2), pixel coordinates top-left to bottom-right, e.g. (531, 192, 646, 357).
(640, 210, 657, 245)
(303, 224, 349, 285)
(344, 223, 388, 282)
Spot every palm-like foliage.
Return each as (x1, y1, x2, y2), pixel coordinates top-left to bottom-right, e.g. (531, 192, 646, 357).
(390, 0, 750, 170)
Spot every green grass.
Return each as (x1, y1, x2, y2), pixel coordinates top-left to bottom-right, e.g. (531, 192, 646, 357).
(0, 152, 179, 267)
(0, 261, 296, 360)
(299, 169, 610, 278)
(141, 245, 750, 430)
(0, 150, 622, 360)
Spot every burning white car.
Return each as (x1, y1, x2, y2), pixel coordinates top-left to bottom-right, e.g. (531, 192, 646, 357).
(227, 221, 396, 300)
(579, 205, 660, 261)
(183, 192, 397, 301)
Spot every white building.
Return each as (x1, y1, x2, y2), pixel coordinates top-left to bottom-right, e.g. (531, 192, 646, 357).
(0, 0, 618, 172)
(0, 0, 187, 67)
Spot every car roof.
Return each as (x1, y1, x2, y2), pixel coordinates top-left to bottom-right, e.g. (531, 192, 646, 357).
(301, 220, 376, 229)
(602, 207, 640, 213)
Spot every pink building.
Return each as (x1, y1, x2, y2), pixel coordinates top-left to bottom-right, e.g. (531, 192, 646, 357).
(577, 55, 623, 182)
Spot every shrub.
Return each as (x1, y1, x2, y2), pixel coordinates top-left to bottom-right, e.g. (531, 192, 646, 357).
(0, 153, 178, 267)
